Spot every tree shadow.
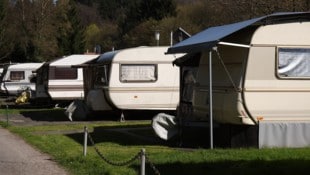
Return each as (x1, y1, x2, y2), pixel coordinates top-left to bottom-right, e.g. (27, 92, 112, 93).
(129, 159, 310, 175)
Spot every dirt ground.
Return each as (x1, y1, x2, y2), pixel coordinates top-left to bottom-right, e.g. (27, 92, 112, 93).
(0, 127, 70, 175)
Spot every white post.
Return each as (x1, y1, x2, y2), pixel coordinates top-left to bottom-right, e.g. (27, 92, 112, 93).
(140, 149, 146, 175)
(83, 126, 88, 156)
(170, 31, 173, 46)
(155, 31, 160, 46)
(209, 50, 214, 149)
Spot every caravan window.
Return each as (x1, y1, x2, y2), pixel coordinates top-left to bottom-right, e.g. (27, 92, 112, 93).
(49, 66, 78, 79)
(278, 48, 310, 78)
(120, 64, 157, 82)
(10, 71, 25, 80)
(94, 65, 110, 86)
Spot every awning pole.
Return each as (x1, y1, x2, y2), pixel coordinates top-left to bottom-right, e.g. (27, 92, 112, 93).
(209, 50, 213, 149)
(218, 41, 250, 48)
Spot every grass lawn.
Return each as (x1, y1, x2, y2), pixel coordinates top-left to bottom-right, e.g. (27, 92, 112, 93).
(1, 111, 310, 175)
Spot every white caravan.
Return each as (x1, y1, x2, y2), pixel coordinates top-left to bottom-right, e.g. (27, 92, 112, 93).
(167, 12, 310, 148)
(35, 54, 98, 103)
(83, 46, 183, 116)
(0, 63, 44, 96)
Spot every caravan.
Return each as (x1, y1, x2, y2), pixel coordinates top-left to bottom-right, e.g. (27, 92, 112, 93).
(82, 46, 183, 118)
(35, 54, 98, 103)
(167, 12, 310, 148)
(0, 63, 44, 96)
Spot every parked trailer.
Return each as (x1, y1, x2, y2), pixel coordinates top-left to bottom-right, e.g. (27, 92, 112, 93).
(166, 12, 310, 148)
(35, 54, 98, 104)
(0, 63, 44, 96)
(80, 46, 184, 119)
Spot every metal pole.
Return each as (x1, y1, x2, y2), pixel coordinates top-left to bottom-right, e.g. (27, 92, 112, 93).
(140, 148, 146, 175)
(170, 31, 173, 46)
(209, 51, 214, 149)
(6, 105, 9, 126)
(83, 126, 88, 156)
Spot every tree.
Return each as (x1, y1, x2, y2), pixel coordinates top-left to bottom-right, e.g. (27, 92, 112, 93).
(139, 0, 177, 21)
(120, 0, 176, 33)
(3, 0, 58, 62)
(97, 0, 124, 22)
(1, 0, 310, 62)
(30, 0, 59, 62)
(117, 0, 177, 48)
(0, 0, 12, 62)
(6, 0, 34, 62)
(84, 23, 101, 53)
(56, 0, 85, 55)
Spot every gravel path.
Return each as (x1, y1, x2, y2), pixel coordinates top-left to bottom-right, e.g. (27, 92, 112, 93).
(0, 127, 69, 175)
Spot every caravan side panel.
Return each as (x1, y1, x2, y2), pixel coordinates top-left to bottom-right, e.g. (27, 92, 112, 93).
(48, 68, 84, 100)
(192, 46, 251, 124)
(243, 22, 310, 123)
(107, 62, 179, 110)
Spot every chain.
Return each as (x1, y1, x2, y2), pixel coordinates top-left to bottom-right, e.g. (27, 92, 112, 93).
(145, 154, 161, 175)
(87, 130, 161, 175)
(87, 131, 141, 166)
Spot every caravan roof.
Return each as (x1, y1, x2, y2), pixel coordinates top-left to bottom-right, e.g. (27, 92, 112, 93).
(97, 46, 181, 64)
(8, 63, 44, 70)
(50, 54, 99, 66)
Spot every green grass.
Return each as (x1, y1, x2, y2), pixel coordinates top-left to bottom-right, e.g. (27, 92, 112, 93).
(1, 118, 310, 175)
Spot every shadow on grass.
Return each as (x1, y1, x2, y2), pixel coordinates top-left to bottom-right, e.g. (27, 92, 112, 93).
(130, 159, 310, 175)
(20, 109, 69, 121)
(66, 124, 214, 148)
(66, 125, 170, 146)
(19, 109, 123, 122)
(64, 125, 310, 175)
(19, 109, 158, 122)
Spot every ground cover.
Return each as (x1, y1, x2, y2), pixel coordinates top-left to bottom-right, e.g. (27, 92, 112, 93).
(1, 109, 310, 175)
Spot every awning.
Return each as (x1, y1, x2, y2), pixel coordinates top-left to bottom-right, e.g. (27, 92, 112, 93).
(96, 50, 120, 64)
(167, 12, 310, 54)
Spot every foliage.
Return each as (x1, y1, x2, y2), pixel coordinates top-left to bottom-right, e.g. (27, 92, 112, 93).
(84, 23, 101, 53)
(0, 0, 310, 62)
(56, 0, 85, 56)
(5, 0, 59, 62)
(0, 0, 12, 61)
(118, 0, 177, 48)
(97, 0, 128, 22)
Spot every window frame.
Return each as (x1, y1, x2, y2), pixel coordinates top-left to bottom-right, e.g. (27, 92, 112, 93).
(119, 64, 158, 83)
(94, 64, 110, 86)
(9, 71, 25, 81)
(49, 66, 78, 80)
(276, 47, 310, 80)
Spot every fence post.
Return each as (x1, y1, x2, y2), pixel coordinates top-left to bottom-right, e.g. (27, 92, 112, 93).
(83, 126, 88, 156)
(6, 105, 9, 126)
(140, 148, 145, 175)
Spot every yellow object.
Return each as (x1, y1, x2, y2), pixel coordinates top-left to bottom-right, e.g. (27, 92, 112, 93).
(15, 91, 30, 104)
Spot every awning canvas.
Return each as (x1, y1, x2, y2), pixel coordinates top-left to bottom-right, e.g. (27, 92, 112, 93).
(167, 12, 310, 54)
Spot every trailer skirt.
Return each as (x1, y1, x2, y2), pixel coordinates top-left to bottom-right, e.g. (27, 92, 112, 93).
(259, 121, 310, 148)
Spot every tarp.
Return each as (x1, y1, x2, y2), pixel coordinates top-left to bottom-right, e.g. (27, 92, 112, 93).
(152, 113, 178, 140)
(259, 121, 310, 148)
(167, 12, 310, 54)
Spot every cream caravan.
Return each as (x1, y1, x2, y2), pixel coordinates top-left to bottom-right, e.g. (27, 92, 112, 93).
(167, 12, 310, 148)
(0, 63, 44, 96)
(35, 54, 98, 103)
(83, 46, 183, 116)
